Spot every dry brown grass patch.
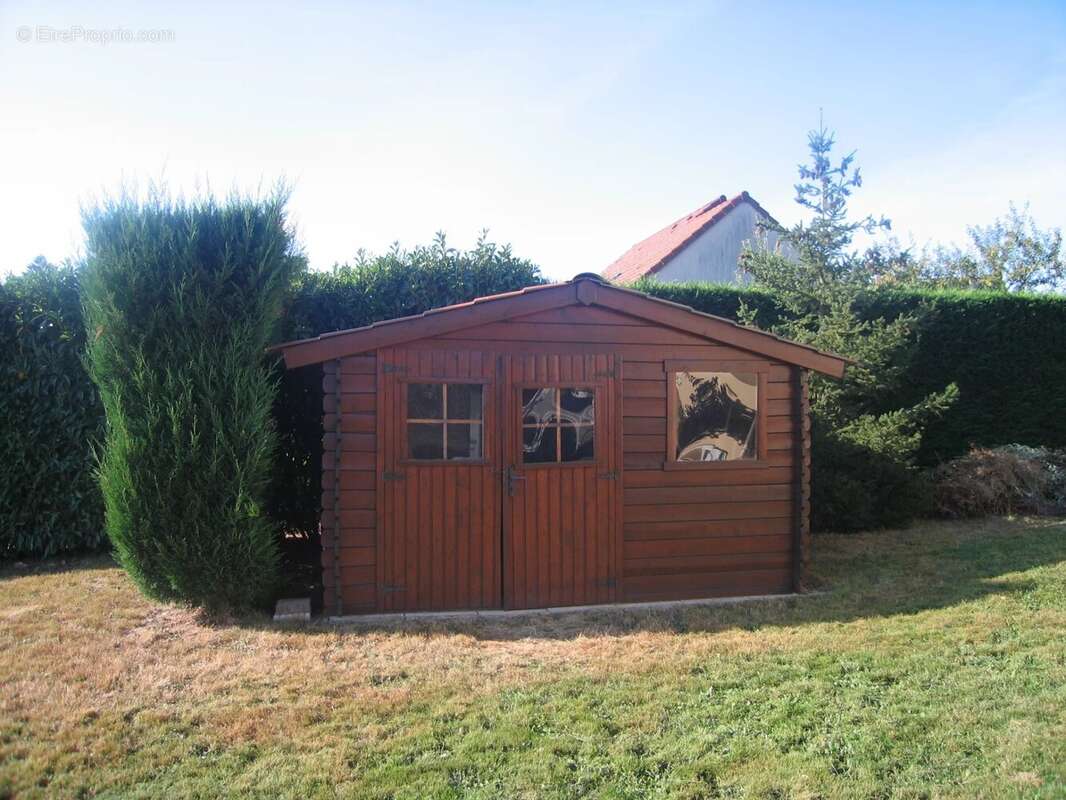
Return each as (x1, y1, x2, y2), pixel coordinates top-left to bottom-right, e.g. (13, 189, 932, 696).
(1, 517, 1064, 797)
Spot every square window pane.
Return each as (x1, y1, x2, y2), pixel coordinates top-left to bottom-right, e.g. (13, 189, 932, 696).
(446, 384, 483, 421)
(522, 388, 557, 425)
(447, 423, 482, 460)
(408, 383, 442, 420)
(560, 388, 594, 425)
(408, 422, 443, 459)
(674, 371, 758, 462)
(561, 424, 595, 462)
(522, 425, 557, 463)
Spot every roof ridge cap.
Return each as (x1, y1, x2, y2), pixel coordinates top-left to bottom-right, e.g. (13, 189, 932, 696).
(690, 194, 728, 218)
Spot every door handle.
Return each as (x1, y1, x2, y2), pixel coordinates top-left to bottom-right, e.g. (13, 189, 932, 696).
(505, 464, 526, 496)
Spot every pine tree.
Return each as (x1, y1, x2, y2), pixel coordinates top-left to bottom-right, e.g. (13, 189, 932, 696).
(741, 123, 957, 531)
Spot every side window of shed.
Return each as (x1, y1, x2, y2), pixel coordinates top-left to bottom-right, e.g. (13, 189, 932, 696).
(672, 371, 758, 462)
(407, 382, 483, 460)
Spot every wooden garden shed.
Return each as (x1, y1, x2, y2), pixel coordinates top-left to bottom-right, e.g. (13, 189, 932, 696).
(272, 276, 847, 616)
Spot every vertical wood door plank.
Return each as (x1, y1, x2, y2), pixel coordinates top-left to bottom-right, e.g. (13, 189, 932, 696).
(378, 348, 501, 611)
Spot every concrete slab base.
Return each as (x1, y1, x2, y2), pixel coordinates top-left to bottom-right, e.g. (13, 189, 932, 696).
(273, 597, 311, 622)
(330, 591, 817, 625)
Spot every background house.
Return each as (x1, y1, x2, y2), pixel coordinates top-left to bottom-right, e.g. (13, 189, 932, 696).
(602, 192, 785, 285)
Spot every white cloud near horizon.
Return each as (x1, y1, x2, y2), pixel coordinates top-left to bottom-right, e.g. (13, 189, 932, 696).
(850, 72, 1066, 253)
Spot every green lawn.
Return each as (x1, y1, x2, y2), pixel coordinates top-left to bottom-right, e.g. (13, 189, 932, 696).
(1, 516, 1064, 799)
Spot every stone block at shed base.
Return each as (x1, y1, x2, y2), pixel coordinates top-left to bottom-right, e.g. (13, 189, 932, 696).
(273, 597, 311, 622)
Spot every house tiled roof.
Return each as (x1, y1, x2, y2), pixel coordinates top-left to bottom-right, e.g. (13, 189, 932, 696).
(601, 191, 772, 284)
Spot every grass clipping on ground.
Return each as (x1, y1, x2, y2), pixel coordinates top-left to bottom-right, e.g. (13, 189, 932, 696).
(1, 517, 1065, 799)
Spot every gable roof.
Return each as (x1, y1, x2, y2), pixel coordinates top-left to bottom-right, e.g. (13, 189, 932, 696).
(270, 276, 848, 377)
(601, 191, 775, 284)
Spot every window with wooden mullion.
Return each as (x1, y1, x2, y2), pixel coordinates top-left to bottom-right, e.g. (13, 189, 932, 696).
(407, 382, 484, 461)
(520, 387, 595, 464)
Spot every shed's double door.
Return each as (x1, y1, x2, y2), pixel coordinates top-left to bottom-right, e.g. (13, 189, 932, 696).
(377, 349, 621, 611)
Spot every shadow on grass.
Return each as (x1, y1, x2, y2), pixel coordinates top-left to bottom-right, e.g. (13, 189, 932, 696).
(1, 532, 322, 606)
(0, 552, 116, 581)
(278, 516, 1066, 642)
(6, 517, 1064, 642)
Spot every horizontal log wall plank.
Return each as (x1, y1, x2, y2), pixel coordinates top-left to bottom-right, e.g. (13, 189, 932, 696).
(338, 584, 377, 610)
(624, 552, 793, 577)
(622, 569, 793, 602)
(624, 484, 792, 505)
(623, 517, 792, 540)
(323, 394, 375, 414)
(321, 470, 376, 492)
(625, 499, 793, 523)
(624, 533, 793, 559)
(321, 528, 376, 549)
(622, 467, 794, 487)
(325, 490, 376, 511)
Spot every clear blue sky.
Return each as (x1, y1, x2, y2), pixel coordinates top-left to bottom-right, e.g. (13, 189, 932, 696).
(2, 0, 1064, 280)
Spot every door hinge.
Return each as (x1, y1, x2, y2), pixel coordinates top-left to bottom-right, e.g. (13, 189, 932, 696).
(382, 363, 406, 374)
(598, 471, 618, 481)
(381, 584, 406, 593)
(383, 470, 405, 481)
(593, 368, 616, 378)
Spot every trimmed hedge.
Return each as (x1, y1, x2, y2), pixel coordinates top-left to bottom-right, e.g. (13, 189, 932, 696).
(280, 235, 545, 341)
(0, 259, 105, 558)
(636, 280, 1066, 466)
(856, 288, 1066, 464)
(3, 257, 1064, 558)
(630, 280, 789, 328)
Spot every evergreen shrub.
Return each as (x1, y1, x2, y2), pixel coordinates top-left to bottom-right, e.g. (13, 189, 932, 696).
(81, 188, 303, 608)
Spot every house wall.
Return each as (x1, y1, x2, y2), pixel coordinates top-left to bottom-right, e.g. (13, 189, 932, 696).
(655, 202, 787, 285)
(318, 303, 803, 614)
(321, 355, 379, 615)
